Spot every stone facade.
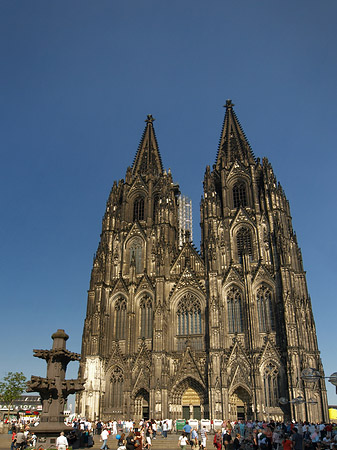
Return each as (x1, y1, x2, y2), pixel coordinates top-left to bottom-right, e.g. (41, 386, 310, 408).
(77, 103, 328, 423)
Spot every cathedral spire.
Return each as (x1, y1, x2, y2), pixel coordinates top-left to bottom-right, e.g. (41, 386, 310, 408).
(132, 114, 163, 178)
(215, 100, 255, 169)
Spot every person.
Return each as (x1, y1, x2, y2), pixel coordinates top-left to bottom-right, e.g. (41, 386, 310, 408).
(126, 431, 135, 450)
(191, 428, 199, 448)
(282, 433, 293, 450)
(117, 433, 126, 450)
(134, 431, 142, 449)
(56, 432, 68, 450)
(200, 426, 207, 450)
(183, 421, 192, 443)
(11, 431, 17, 450)
(292, 427, 304, 450)
(100, 427, 109, 450)
(145, 427, 152, 449)
(233, 433, 241, 450)
(179, 432, 189, 450)
(16, 430, 27, 450)
(214, 430, 222, 450)
(223, 430, 232, 449)
(162, 421, 168, 438)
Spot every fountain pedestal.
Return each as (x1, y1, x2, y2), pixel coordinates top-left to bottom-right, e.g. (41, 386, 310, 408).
(27, 330, 84, 448)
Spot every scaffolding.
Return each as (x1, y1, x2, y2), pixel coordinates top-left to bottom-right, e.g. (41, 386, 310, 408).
(178, 195, 193, 248)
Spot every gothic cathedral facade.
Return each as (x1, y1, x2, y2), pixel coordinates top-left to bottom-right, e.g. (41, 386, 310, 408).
(78, 101, 328, 423)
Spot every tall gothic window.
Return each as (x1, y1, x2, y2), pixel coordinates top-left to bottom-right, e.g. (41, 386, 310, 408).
(129, 239, 143, 274)
(227, 287, 243, 333)
(109, 367, 124, 408)
(140, 295, 153, 338)
(233, 181, 247, 208)
(153, 195, 159, 223)
(263, 363, 279, 407)
(177, 293, 202, 335)
(237, 227, 253, 260)
(257, 286, 275, 332)
(133, 196, 145, 221)
(115, 297, 127, 339)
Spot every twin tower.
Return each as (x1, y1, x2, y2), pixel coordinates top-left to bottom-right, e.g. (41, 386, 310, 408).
(77, 101, 327, 422)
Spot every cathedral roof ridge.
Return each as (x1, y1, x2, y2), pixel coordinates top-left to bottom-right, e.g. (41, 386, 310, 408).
(132, 114, 164, 178)
(215, 100, 256, 169)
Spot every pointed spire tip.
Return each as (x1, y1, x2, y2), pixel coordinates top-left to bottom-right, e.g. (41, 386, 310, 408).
(224, 99, 235, 109)
(145, 114, 155, 124)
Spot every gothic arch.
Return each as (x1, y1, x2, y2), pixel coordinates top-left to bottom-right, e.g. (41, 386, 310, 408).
(105, 365, 125, 411)
(169, 376, 208, 405)
(171, 287, 206, 311)
(127, 187, 148, 222)
(231, 222, 257, 263)
(227, 173, 252, 209)
(225, 285, 244, 334)
(125, 235, 145, 274)
(136, 293, 153, 339)
(259, 360, 281, 408)
(108, 295, 127, 340)
(229, 381, 252, 398)
(255, 284, 275, 332)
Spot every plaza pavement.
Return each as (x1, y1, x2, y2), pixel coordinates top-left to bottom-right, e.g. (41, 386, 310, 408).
(0, 432, 212, 450)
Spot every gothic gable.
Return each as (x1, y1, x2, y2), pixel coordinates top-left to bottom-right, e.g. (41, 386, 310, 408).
(228, 363, 252, 394)
(170, 242, 205, 276)
(133, 340, 152, 372)
(257, 337, 281, 367)
(222, 265, 244, 286)
(230, 207, 255, 231)
(111, 277, 129, 296)
(169, 266, 205, 300)
(135, 273, 155, 296)
(227, 160, 250, 182)
(124, 222, 146, 244)
(171, 347, 205, 388)
(225, 339, 250, 368)
(128, 175, 149, 197)
(252, 264, 275, 286)
(106, 340, 126, 370)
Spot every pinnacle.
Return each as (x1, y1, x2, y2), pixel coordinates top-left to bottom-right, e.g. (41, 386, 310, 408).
(132, 114, 163, 178)
(216, 100, 255, 169)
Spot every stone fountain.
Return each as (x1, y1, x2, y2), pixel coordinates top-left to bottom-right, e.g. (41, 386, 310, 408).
(27, 329, 85, 448)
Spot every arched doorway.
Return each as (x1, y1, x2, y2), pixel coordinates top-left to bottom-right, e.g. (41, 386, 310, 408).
(229, 386, 252, 421)
(134, 388, 149, 421)
(169, 377, 208, 420)
(182, 387, 201, 420)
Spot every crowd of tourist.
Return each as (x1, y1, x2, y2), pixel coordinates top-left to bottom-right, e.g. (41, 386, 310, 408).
(4, 417, 337, 450)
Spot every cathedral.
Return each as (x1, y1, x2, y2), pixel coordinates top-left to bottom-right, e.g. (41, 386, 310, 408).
(77, 101, 328, 423)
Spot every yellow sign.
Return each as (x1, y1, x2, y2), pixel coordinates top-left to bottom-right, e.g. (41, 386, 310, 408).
(329, 408, 337, 420)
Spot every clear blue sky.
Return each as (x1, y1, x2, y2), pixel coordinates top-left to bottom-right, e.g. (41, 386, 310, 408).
(1, 0, 337, 406)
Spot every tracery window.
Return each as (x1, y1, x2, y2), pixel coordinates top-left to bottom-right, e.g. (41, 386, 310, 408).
(109, 367, 124, 408)
(263, 363, 279, 407)
(257, 286, 275, 332)
(140, 295, 153, 339)
(233, 181, 247, 208)
(129, 238, 143, 274)
(115, 297, 127, 340)
(133, 196, 145, 221)
(177, 293, 202, 335)
(153, 195, 159, 223)
(227, 287, 243, 333)
(237, 227, 253, 259)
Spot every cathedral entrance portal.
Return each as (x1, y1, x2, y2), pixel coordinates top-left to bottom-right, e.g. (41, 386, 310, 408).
(170, 378, 207, 420)
(182, 388, 201, 420)
(134, 389, 149, 421)
(229, 387, 252, 421)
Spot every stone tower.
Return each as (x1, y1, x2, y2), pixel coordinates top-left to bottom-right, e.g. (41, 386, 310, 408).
(78, 103, 328, 423)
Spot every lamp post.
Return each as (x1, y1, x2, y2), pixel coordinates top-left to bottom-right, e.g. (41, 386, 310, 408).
(300, 368, 337, 422)
(279, 396, 318, 421)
